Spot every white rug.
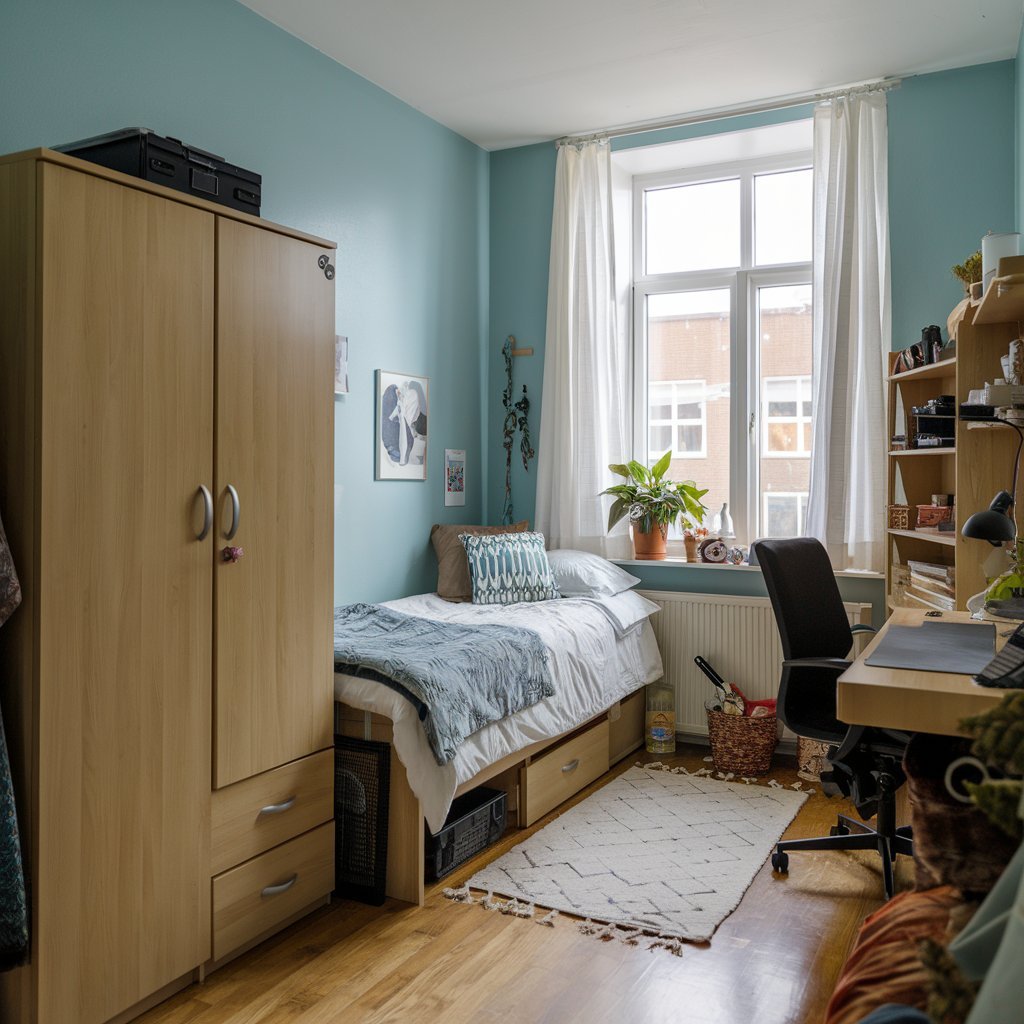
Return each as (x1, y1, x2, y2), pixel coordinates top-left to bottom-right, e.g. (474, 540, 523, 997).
(465, 765, 807, 942)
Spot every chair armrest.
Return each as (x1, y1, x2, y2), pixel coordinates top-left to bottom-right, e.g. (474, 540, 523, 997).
(850, 624, 877, 635)
(782, 657, 853, 671)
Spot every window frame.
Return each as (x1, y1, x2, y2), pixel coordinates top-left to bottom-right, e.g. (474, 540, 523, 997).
(631, 150, 813, 544)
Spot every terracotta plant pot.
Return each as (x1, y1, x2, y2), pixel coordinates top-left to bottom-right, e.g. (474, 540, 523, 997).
(683, 537, 698, 562)
(632, 522, 668, 560)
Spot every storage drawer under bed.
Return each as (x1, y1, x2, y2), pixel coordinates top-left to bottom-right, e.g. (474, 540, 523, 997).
(520, 718, 610, 826)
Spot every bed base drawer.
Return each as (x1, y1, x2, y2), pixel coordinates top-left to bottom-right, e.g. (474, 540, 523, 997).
(212, 823, 334, 961)
(609, 688, 645, 765)
(211, 749, 333, 875)
(521, 718, 609, 826)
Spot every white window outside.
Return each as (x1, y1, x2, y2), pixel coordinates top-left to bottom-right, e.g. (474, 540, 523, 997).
(648, 379, 707, 459)
(763, 491, 809, 538)
(632, 145, 814, 543)
(763, 375, 812, 458)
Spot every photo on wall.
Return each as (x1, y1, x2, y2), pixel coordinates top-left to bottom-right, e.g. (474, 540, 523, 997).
(444, 449, 466, 507)
(376, 370, 429, 481)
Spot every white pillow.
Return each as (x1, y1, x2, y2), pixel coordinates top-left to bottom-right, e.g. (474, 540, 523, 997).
(547, 549, 641, 597)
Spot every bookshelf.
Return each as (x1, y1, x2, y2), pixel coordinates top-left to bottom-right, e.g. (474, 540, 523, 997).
(886, 300, 1021, 611)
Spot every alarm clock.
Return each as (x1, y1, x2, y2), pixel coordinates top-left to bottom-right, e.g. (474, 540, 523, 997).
(698, 538, 729, 563)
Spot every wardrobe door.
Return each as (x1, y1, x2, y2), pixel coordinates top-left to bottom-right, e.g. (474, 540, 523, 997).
(214, 219, 334, 788)
(36, 165, 214, 1023)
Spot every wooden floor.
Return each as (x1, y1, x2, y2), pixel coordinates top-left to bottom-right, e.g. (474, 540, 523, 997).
(138, 746, 912, 1024)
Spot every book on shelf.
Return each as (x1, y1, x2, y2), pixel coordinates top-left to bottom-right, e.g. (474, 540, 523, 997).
(906, 559, 955, 585)
(904, 585, 956, 611)
(908, 572, 956, 600)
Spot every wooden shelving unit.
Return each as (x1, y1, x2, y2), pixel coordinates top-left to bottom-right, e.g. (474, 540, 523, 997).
(886, 296, 1022, 611)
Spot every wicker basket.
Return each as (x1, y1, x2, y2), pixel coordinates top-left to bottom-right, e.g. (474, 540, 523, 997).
(797, 736, 831, 782)
(706, 709, 777, 775)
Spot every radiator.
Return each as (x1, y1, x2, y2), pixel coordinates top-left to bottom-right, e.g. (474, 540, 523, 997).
(638, 590, 873, 739)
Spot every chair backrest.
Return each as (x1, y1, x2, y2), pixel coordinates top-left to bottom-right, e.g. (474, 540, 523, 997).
(753, 537, 852, 739)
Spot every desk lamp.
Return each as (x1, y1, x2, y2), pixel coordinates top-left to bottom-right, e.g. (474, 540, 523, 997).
(961, 422, 1024, 617)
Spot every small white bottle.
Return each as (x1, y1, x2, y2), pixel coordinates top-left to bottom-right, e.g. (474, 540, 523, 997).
(645, 678, 676, 754)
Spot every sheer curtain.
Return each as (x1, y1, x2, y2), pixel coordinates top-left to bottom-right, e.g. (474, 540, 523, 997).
(805, 91, 890, 573)
(536, 139, 631, 557)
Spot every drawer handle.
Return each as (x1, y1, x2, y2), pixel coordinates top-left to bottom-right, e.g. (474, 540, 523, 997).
(261, 873, 298, 898)
(257, 795, 297, 817)
(561, 758, 580, 774)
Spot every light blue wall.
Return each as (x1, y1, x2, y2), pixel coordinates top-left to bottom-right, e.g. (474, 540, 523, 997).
(888, 61, 1016, 348)
(1017, 29, 1024, 228)
(0, 0, 489, 605)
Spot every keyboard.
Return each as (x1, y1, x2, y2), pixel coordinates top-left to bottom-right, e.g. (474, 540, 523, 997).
(975, 622, 1024, 688)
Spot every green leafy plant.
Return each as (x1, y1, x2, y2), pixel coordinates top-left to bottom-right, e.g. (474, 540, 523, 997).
(601, 451, 708, 535)
(952, 250, 982, 289)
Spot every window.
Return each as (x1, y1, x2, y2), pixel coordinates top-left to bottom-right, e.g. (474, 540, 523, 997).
(763, 492, 809, 538)
(633, 145, 813, 542)
(648, 379, 707, 458)
(763, 375, 812, 456)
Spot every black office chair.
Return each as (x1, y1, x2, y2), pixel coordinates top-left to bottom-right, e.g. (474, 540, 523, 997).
(754, 537, 913, 899)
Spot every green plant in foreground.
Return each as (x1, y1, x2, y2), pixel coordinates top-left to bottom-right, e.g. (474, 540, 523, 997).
(601, 450, 708, 535)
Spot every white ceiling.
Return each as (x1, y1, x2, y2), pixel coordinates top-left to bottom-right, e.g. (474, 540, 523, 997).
(237, 0, 1024, 150)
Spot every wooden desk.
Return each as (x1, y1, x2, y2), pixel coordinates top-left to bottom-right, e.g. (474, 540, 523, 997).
(837, 608, 1017, 736)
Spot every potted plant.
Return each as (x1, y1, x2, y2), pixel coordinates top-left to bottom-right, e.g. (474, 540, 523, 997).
(602, 451, 708, 560)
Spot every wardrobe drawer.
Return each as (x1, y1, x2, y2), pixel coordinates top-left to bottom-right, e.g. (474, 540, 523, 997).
(212, 749, 333, 874)
(212, 823, 334, 961)
(522, 719, 609, 826)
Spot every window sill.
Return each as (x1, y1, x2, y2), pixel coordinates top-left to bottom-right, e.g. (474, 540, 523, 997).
(612, 556, 884, 581)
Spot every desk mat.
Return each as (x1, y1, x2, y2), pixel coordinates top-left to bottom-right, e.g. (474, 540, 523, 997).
(864, 620, 996, 675)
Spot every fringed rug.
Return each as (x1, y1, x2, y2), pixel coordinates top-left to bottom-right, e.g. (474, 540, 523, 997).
(449, 763, 808, 948)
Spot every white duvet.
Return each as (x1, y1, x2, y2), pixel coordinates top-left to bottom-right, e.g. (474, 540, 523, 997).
(334, 591, 663, 831)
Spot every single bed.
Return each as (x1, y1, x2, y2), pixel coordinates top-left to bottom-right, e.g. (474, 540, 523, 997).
(334, 589, 662, 904)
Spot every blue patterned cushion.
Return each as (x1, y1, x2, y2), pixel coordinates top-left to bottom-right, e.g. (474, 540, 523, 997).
(460, 532, 560, 605)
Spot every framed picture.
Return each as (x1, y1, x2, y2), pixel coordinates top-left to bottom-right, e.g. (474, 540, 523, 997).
(334, 335, 349, 395)
(375, 370, 429, 481)
(444, 449, 466, 506)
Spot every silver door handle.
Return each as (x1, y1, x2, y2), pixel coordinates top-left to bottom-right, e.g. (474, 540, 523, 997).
(260, 873, 298, 898)
(196, 486, 213, 541)
(561, 758, 580, 774)
(257, 795, 297, 817)
(224, 484, 240, 540)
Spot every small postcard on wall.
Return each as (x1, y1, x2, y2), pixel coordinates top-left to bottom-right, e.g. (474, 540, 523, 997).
(444, 449, 466, 507)
(334, 335, 349, 395)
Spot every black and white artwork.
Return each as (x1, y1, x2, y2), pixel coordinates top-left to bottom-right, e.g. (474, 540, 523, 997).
(376, 370, 429, 480)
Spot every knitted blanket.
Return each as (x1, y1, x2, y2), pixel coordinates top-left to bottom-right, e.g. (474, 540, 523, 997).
(334, 603, 553, 765)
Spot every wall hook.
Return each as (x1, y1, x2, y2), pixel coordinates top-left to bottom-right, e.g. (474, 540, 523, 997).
(507, 334, 534, 357)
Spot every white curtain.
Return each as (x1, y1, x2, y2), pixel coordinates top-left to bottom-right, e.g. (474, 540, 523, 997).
(536, 139, 631, 557)
(805, 91, 891, 573)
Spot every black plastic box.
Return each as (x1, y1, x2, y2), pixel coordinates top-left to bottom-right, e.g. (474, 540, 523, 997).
(426, 787, 507, 882)
(56, 128, 261, 215)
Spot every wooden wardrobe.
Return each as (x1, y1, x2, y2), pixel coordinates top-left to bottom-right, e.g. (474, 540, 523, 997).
(0, 149, 335, 1024)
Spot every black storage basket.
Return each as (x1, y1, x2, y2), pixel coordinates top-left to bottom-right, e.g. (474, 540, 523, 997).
(334, 734, 390, 905)
(427, 787, 506, 882)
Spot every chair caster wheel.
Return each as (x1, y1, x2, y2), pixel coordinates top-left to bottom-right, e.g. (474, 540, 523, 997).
(771, 851, 789, 873)
(830, 824, 850, 837)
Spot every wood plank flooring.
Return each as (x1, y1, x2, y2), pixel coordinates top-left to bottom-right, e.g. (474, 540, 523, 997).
(138, 746, 912, 1024)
